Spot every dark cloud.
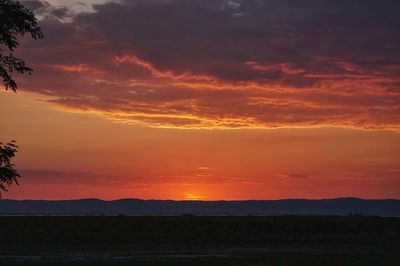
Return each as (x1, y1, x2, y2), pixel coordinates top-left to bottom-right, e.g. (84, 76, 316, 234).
(19, 169, 245, 187)
(14, 0, 400, 130)
(71, 0, 400, 82)
(19, 169, 129, 187)
(22, 0, 50, 11)
(22, 0, 74, 20)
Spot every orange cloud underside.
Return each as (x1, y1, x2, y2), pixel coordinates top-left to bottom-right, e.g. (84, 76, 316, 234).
(17, 53, 397, 131)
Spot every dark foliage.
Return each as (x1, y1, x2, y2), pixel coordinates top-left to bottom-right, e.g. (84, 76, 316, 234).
(0, 0, 43, 91)
(0, 141, 20, 192)
(0, 0, 43, 194)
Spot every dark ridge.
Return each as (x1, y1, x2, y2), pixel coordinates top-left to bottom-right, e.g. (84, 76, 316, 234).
(1, 198, 399, 216)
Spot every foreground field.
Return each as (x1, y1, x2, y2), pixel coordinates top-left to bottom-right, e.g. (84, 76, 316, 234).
(0, 216, 399, 265)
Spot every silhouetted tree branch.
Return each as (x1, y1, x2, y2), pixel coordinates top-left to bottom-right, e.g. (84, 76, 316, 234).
(0, 0, 43, 92)
(0, 141, 20, 194)
(0, 0, 43, 195)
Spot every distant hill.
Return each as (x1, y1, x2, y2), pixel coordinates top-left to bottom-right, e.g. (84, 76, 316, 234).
(0, 198, 399, 216)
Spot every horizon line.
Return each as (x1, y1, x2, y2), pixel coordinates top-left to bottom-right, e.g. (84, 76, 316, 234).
(2, 197, 399, 202)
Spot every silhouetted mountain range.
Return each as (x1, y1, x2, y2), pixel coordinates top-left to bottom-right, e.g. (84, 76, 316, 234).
(1, 198, 399, 216)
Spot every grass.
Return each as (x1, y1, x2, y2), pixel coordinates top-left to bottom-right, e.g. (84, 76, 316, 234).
(0, 215, 399, 265)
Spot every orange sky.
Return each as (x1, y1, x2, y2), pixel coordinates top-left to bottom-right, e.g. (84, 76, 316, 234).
(1, 91, 399, 200)
(0, 0, 399, 200)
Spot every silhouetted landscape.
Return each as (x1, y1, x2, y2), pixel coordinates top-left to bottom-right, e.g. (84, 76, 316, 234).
(1, 197, 399, 216)
(1, 198, 399, 265)
(0, 215, 399, 265)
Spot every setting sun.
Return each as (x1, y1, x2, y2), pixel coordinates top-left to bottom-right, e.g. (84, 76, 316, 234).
(184, 193, 206, 201)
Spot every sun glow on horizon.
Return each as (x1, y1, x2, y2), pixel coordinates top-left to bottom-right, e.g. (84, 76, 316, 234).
(184, 193, 207, 201)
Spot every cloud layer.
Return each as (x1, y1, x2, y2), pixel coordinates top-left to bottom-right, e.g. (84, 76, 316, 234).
(15, 0, 400, 129)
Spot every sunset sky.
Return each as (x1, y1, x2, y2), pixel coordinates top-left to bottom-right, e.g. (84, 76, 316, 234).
(1, 0, 399, 200)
